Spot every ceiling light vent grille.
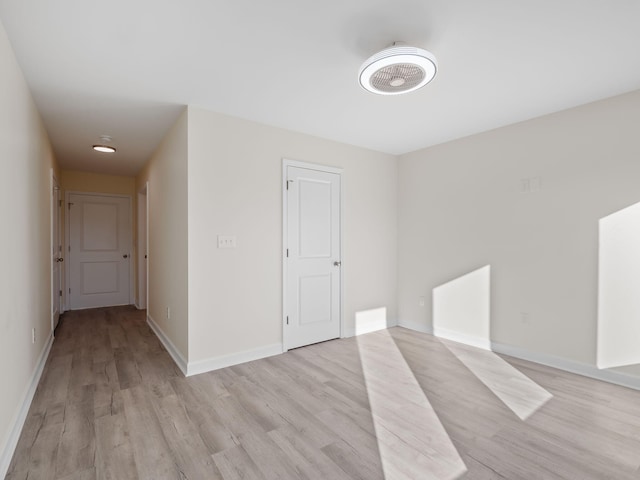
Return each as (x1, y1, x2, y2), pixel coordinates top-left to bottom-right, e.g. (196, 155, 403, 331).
(359, 43, 437, 95)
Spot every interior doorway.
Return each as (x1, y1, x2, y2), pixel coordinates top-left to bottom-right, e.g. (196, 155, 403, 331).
(283, 160, 343, 350)
(66, 192, 132, 309)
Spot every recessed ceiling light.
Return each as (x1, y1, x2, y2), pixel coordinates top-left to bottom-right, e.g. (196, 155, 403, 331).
(93, 145, 116, 153)
(359, 42, 437, 95)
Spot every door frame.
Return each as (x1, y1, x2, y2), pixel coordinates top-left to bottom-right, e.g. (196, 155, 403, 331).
(282, 159, 344, 352)
(50, 169, 62, 331)
(64, 191, 135, 309)
(137, 182, 148, 310)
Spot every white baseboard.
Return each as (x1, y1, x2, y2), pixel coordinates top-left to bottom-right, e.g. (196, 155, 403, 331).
(146, 315, 187, 376)
(398, 319, 433, 334)
(490, 341, 640, 391)
(1, 332, 54, 479)
(398, 321, 640, 391)
(187, 343, 283, 377)
(146, 314, 282, 377)
(345, 319, 398, 338)
(399, 322, 491, 350)
(433, 326, 491, 350)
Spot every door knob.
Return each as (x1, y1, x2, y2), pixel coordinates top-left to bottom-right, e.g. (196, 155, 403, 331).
(333, 261, 341, 266)
(123, 254, 129, 259)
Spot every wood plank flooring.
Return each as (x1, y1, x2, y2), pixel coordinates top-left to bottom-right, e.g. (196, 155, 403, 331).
(6, 306, 640, 479)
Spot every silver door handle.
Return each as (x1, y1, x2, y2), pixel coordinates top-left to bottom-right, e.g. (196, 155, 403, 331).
(334, 261, 341, 266)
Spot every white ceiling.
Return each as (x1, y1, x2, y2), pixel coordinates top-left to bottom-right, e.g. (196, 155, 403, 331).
(1, 0, 640, 176)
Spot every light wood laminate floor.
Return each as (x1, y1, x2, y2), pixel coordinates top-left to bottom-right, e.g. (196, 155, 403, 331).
(6, 306, 640, 479)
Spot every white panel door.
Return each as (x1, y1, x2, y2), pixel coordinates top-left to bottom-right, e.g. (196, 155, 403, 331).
(68, 194, 131, 309)
(285, 165, 341, 350)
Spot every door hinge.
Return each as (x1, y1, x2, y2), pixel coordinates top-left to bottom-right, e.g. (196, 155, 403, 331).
(286, 248, 289, 257)
(286, 316, 289, 325)
(68, 202, 73, 210)
(58, 200, 62, 207)
(68, 288, 71, 294)
(286, 179, 294, 190)
(59, 290, 62, 297)
(68, 245, 71, 252)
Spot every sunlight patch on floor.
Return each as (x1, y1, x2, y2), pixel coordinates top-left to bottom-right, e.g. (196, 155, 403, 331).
(443, 341, 552, 420)
(356, 330, 467, 480)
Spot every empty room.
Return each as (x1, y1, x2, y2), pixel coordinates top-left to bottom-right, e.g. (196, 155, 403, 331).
(2, 1, 640, 479)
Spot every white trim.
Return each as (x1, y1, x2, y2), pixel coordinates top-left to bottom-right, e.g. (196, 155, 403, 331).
(50, 169, 62, 329)
(345, 318, 397, 338)
(432, 326, 492, 350)
(398, 321, 640, 391)
(282, 163, 287, 352)
(344, 324, 385, 338)
(146, 314, 187, 376)
(398, 319, 433, 334)
(145, 182, 149, 313)
(137, 183, 148, 310)
(282, 162, 287, 353)
(50, 168, 54, 329)
(490, 341, 640, 391)
(339, 170, 345, 340)
(0, 332, 53, 479)
(147, 315, 282, 378)
(282, 159, 344, 352)
(282, 158, 343, 175)
(64, 191, 134, 309)
(187, 343, 283, 377)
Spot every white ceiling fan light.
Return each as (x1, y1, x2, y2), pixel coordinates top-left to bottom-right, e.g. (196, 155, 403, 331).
(359, 42, 438, 95)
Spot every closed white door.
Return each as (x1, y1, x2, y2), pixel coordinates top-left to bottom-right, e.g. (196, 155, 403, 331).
(51, 181, 62, 329)
(285, 165, 341, 350)
(68, 193, 131, 309)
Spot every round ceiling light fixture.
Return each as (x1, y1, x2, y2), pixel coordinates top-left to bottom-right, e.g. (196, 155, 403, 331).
(93, 135, 116, 153)
(359, 42, 437, 95)
(93, 145, 116, 153)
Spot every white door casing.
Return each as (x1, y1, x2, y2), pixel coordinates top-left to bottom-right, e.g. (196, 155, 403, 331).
(67, 193, 132, 309)
(137, 185, 148, 310)
(51, 173, 62, 330)
(284, 161, 342, 350)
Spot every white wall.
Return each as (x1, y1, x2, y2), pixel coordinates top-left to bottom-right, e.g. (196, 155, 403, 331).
(136, 109, 189, 362)
(398, 89, 640, 367)
(0, 19, 58, 474)
(187, 107, 397, 364)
